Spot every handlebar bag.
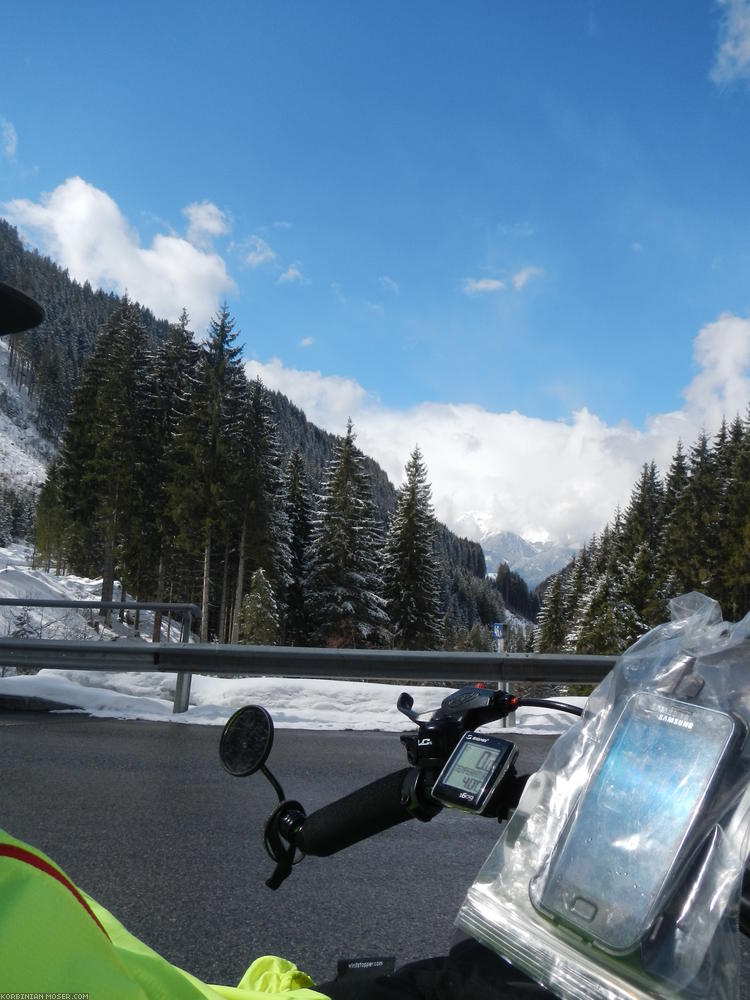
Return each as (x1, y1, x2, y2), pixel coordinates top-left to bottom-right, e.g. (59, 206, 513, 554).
(457, 591, 750, 1000)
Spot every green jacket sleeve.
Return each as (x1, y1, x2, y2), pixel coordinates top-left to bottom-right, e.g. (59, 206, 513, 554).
(0, 827, 329, 1000)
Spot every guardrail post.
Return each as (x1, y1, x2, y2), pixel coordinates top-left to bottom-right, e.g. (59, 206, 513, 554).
(495, 634, 517, 730)
(501, 676, 517, 729)
(172, 610, 193, 714)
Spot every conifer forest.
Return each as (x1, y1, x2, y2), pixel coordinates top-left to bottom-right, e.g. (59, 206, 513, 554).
(3, 218, 749, 655)
(2, 222, 510, 650)
(535, 423, 750, 653)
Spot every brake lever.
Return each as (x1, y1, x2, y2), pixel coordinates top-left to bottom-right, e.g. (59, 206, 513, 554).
(397, 692, 420, 723)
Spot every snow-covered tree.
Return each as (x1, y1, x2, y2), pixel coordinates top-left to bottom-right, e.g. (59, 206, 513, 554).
(283, 449, 313, 645)
(723, 408, 750, 620)
(574, 570, 644, 655)
(148, 311, 202, 639)
(456, 622, 495, 652)
(229, 378, 291, 643)
(54, 298, 153, 617)
(238, 567, 279, 645)
(306, 420, 391, 647)
(11, 607, 35, 639)
(534, 574, 566, 652)
(168, 305, 246, 640)
(382, 446, 443, 649)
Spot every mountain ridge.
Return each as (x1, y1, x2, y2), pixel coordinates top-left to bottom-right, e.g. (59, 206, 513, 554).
(478, 528, 579, 588)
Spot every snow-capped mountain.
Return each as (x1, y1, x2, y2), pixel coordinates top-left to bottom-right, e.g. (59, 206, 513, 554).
(480, 530, 579, 589)
(453, 513, 579, 588)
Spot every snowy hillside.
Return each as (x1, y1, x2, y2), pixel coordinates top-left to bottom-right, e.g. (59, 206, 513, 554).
(0, 338, 53, 492)
(0, 541, 182, 643)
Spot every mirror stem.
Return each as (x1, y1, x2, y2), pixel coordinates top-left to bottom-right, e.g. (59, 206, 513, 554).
(261, 764, 286, 804)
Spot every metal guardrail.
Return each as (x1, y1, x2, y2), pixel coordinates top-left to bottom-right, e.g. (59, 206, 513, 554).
(0, 593, 617, 713)
(0, 598, 202, 711)
(0, 598, 201, 630)
(0, 635, 617, 713)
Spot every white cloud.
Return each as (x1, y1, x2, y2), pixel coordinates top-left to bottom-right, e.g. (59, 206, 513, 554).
(463, 277, 505, 296)
(712, 0, 750, 83)
(277, 264, 303, 285)
(245, 234, 276, 268)
(4, 177, 235, 331)
(331, 281, 346, 303)
(632, 242, 643, 253)
(244, 313, 750, 547)
(366, 301, 384, 317)
(682, 312, 750, 430)
(244, 357, 372, 422)
(379, 275, 399, 295)
(183, 200, 230, 248)
(512, 265, 543, 290)
(300, 336, 315, 348)
(1, 118, 17, 158)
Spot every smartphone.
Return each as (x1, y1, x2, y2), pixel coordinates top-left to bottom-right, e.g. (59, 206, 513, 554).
(535, 691, 745, 955)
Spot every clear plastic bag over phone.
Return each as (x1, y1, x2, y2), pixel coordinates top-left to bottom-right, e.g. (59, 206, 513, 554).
(457, 593, 750, 999)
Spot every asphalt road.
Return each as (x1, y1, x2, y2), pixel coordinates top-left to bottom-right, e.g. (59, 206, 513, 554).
(2, 710, 749, 997)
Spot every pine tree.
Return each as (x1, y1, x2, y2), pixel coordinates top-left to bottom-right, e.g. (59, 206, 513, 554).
(148, 311, 202, 639)
(306, 420, 391, 647)
(93, 300, 155, 607)
(496, 563, 540, 621)
(54, 319, 111, 578)
(619, 462, 664, 623)
(11, 607, 35, 640)
(714, 415, 746, 617)
(283, 449, 313, 645)
(0, 489, 13, 546)
(32, 462, 67, 573)
(382, 446, 443, 650)
(238, 568, 280, 645)
(229, 378, 291, 643)
(114, 340, 165, 610)
(682, 432, 721, 592)
(53, 299, 153, 615)
(457, 622, 495, 651)
(575, 570, 644, 655)
(534, 574, 566, 652)
(561, 546, 591, 651)
(655, 441, 691, 595)
(724, 408, 750, 619)
(168, 305, 246, 640)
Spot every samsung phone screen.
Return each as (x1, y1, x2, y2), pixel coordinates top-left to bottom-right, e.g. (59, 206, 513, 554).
(541, 696, 736, 951)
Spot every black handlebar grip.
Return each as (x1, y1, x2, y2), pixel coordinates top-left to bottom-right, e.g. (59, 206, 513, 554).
(296, 767, 416, 857)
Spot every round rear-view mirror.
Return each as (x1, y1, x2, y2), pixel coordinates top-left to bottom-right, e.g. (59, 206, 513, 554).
(0, 282, 45, 335)
(220, 705, 274, 777)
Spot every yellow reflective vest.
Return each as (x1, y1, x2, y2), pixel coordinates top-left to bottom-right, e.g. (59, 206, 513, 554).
(0, 828, 330, 1000)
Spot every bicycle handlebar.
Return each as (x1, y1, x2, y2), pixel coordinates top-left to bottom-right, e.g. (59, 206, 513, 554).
(296, 768, 418, 857)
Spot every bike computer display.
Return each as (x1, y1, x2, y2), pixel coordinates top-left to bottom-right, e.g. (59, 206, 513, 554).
(431, 731, 517, 814)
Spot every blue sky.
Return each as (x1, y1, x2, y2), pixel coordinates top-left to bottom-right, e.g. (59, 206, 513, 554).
(2, 1, 750, 546)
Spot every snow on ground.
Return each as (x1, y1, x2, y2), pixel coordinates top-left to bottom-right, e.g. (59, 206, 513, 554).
(0, 542, 586, 733)
(0, 541, 185, 642)
(0, 338, 54, 491)
(0, 670, 586, 734)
